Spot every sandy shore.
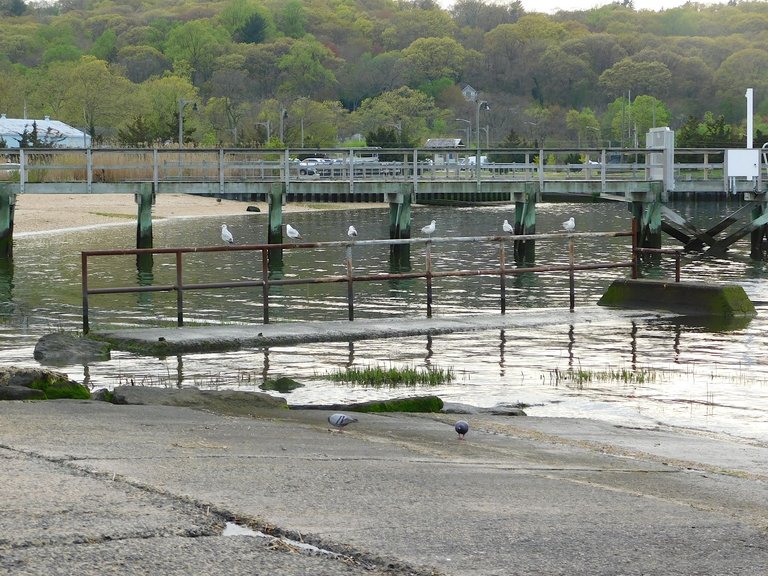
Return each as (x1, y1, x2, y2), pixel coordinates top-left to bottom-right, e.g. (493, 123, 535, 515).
(12, 193, 384, 235)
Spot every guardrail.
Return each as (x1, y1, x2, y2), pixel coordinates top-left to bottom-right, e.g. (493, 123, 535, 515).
(0, 146, 750, 189)
(80, 230, 673, 333)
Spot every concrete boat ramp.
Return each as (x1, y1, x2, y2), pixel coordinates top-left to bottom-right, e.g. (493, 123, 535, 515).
(93, 306, 671, 354)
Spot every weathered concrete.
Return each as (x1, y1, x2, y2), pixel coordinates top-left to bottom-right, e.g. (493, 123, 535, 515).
(598, 279, 757, 317)
(92, 307, 672, 355)
(1, 400, 767, 576)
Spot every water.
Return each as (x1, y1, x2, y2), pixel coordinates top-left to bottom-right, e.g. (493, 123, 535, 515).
(2, 200, 767, 445)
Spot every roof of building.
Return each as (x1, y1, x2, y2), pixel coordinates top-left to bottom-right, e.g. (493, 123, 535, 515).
(425, 138, 464, 148)
(0, 114, 88, 145)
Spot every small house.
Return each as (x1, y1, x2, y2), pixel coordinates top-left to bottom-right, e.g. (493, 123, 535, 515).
(424, 137, 465, 165)
(0, 114, 91, 148)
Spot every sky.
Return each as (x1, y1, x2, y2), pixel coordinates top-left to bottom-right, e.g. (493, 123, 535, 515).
(438, 1, 731, 14)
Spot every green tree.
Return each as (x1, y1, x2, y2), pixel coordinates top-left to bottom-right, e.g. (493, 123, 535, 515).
(565, 108, 600, 146)
(400, 36, 473, 83)
(277, 37, 338, 99)
(164, 19, 231, 84)
(598, 59, 672, 100)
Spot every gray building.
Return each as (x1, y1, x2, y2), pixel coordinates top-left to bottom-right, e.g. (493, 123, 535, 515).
(0, 114, 90, 148)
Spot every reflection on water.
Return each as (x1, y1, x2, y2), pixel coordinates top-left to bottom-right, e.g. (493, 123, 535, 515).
(2, 202, 768, 444)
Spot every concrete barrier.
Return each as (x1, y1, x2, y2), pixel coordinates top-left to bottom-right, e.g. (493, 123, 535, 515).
(598, 279, 756, 318)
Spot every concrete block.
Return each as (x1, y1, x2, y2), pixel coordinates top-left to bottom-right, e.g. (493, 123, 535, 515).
(598, 279, 756, 318)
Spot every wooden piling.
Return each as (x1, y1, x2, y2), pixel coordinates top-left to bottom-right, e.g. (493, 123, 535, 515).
(0, 183, 15, 259)
(388, 185, 412, 267)
(268, 182, 285, 266)
(513, 181, 537, 263)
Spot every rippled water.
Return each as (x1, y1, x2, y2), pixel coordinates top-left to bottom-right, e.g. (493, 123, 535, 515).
(2, 199, 767, 444)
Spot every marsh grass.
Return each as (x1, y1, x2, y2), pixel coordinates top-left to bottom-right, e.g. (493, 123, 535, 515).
(548, 367, 658, 389)
(325, 363, 455, 388)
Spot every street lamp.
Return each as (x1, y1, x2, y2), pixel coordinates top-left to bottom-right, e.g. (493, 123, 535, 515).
(475, 100, 489, 189)
(456, 118, 471, 146)
(256, 120, 271, 143)
(279, 108, 288, 144)
(178, 98, 197, 147)
(475, 99, 489, 165)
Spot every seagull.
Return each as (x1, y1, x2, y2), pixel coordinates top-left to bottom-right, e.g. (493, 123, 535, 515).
(455, 420, 469, 440)
(328, 413, 358, 432)
(562, 217, 575, 232)
(502, 219, 514, 235)
(347, 225, 358, 238)
(421, 220, 436, 236)
(221, 224, 234, 244)
(286, 224, 302, 241)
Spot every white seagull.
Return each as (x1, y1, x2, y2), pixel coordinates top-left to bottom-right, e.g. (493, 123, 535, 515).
(328, 413, 358, 432)
(502, 219, 514, 235)
(562, 217, 575, 232)
(347, 225, 358, 238)
(421, 220, 436, 236)
(286, 224, 302, 241)
(221, 224, 234, 244)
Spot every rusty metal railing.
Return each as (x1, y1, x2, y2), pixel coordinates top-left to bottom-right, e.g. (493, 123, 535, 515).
(81, 231, 644, 334)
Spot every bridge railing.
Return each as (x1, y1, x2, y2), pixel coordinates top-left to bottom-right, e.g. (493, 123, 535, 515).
(80, 230, 644, 333)
(0, 146, 736, 188)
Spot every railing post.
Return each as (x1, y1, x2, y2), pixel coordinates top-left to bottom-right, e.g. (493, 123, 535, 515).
(261, 249, 270, 324)
(499, 239, 506, 314)
(81, 252, 90, 334)
(346, 245, 354, 321)
(425, 241, 433, 318)
(175, 251, 184, 326)
(675, 251, 681, 282)
(631, 217, 639, 279)
(568, 237, 575, 311)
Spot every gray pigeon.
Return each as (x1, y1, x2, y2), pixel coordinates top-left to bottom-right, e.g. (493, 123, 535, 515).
(455, 420, 469, 439)
(328, 413, 358, 432)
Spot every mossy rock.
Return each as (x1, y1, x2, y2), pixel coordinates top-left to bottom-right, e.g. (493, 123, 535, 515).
(350, 395, 444, 413)
(0, 368, 90, 400)
(260, 377, 304, 393)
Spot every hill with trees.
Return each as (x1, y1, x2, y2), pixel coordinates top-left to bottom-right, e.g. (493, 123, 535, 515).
(0, 0, 766, 149)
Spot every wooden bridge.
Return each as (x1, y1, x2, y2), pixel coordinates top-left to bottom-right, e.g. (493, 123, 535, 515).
(1, 145, 767, 259)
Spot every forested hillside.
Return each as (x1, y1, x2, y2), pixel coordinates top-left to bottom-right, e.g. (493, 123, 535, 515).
(1, 0, 766, 149)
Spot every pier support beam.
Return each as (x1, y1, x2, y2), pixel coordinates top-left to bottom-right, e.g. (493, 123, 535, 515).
(267, 182, 285, 266)
(135, 184, 154, 250)
(0, 184, 15, 259)
(513, 182, 537, 263)
(631, 183, 663, 262)
(750, 200, 768, 259)
(388, 186, 412, 269)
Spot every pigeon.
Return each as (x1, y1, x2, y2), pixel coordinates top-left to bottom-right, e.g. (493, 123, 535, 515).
(221, 224, 234, 244)
(421, 220, 436, 236)
(328, 413, 358, 432)
(286, 224, 302, 241)
(502, 219, 514, 235)
(455, 420, 469, 439)
(347, 225, 358, 238)
(562, 217, 575, 232)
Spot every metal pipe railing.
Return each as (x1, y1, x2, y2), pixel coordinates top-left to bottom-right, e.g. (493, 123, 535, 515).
(81, 230, 657, 333)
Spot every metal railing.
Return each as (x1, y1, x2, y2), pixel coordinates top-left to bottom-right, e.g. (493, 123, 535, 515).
(1, 146, 750, 189)
(79, 230, 672, 333)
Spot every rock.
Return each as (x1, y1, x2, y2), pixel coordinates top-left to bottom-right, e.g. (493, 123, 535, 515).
(0, 385, 47, 400)
(293, 395, 444, 413)
(34, 333, 111, 365)
(108, 386, 287, 415)
(0, 368, 90, 400)
(260, 377, 304, 393)
(246, 205, 261, 212)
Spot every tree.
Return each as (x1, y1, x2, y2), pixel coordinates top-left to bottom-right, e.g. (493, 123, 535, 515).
(400, 36, 473, 83)
(598, 59, 672, 100)
(0, 0, 26, 17)
(277, 37, 338, 99)
(352, 87, 442, 145)
(164, 20, 231, 84)
(565, 108, 600, 146)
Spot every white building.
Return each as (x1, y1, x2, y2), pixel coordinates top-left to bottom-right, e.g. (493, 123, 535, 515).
(0, 114, 91, 148)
